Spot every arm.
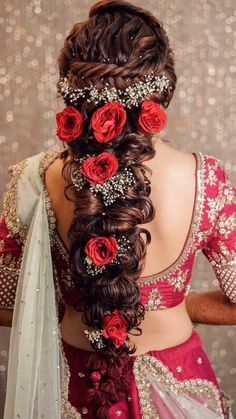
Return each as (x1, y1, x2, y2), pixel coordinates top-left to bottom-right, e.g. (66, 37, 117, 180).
(186, 290, 236, 325)
(0, 216, 23, 327)
(0, 306, 13, 327)
(187, 161, 236, 325)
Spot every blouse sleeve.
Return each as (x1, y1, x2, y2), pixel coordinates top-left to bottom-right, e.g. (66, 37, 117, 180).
(0, 161, 28, 309)
(202, 162, 236, 303)
(0, 215, 23, 309)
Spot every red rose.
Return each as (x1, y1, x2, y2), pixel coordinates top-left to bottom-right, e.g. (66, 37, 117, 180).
(80, 152, 119, 185)
(102, 309, 128, 348)
(138, 100, 167, 134)
(91, 102, 127, 143)
(85, 236, 118, 266)
(56, 106, 84, 142)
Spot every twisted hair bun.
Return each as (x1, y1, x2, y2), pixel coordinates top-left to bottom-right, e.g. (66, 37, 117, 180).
(57, 1, 177, 417)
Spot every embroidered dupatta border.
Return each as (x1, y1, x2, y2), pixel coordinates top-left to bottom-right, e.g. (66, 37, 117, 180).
(133, 354, 224, 419)
(2, 158, 28, 241)
(38, 152, 83, 417)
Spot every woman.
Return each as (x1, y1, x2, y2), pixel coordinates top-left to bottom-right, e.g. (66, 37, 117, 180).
(0, 1, 235, 418)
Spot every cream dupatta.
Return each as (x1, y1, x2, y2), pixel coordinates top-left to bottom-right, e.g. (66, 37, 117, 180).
(3, 152, 62, 418)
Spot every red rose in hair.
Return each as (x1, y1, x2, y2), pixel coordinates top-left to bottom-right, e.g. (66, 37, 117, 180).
(138, 100, 167, 133)
(85, 236, 118, 266)
(91, 102, 127, 143)
(56, 106, 84, 142)
(102, 309, 128, 348)
(81, 152, 119, 185)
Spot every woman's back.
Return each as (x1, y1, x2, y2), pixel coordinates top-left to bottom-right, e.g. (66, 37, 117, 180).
(45, 139, 197, 278)
(45, 138, 196, 353)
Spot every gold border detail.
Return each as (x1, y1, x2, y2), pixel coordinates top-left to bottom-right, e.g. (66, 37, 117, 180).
(2, 158, 28, 241)
(133, 354, 224, 419)
(38, 151, 60, 242)
(59, 334, 82, 419)
(137, 151, 205, 286)
(38, 151, 75, 290)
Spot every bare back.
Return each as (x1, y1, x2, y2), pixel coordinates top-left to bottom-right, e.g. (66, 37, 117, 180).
(45, 139, 195, 354)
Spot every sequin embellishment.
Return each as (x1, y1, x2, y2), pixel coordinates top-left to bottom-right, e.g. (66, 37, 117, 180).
(133, 354, 224, 419)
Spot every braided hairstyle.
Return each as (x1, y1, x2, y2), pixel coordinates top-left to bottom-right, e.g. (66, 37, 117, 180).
(57, 1, 177, 417)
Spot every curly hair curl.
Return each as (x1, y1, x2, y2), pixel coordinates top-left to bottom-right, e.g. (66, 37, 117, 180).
(57, 1, 177, 417)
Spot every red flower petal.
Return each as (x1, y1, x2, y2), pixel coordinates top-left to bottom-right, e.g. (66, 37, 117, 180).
(91, 102, 127, 143)
(138, 100, 167, 134)
(56, 106, 84, 142)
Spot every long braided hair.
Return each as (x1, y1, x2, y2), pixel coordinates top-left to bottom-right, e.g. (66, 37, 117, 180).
(57, 1, 177, 417)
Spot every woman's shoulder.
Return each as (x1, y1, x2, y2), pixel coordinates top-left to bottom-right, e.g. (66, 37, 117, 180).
(7, 149, 60, 182)
(159, 140, 231, 182)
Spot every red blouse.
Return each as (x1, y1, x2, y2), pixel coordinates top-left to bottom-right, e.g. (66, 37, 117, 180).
(0, 151, 236, 316)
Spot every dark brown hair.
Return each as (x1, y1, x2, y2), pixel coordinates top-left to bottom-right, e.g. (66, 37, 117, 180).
(58, 1, 177, 417)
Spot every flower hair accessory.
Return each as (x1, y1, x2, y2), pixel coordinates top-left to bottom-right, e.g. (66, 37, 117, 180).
(84, 309, 128, 350)
(56, 106, 84, 142)
(58, 72, 171, 109)
(80, 152, 119, 184)
(71, 152, 136, 206)
(102, 309, 128, 348)
(138, 100, 167, 133)
(91, 102, 127, 142)
(84, 235, 131, 275)
(84, 329, 106, 350)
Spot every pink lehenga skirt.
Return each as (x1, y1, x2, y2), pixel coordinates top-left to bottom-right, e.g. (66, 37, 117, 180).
(61, 331, 231, 419)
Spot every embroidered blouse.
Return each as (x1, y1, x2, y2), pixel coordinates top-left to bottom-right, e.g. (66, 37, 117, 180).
(0, 150, 236, 315)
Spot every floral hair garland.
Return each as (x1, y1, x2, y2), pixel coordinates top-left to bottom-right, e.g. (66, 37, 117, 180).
(58, 72, 171, 108)
(83, 235, 130, 348)
(84, 309, 128, 350)
(56, 100, 167, 144)
(84, 234, 131, 275)
(71, 152, 136, 206)
(55, 96, 168, 351)
(56, 100, 167, 204)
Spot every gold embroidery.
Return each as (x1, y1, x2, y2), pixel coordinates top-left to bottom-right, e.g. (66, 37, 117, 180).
(212, 259, 236, 303)
(145, 289, 166, 311)
(218, 213, 236, 237)
(60, 336, 82, 419)
(38, 151, 60, 242)
(168, 269, 189, 292)
(2, 158, 28, 240)
(225, 185, 236, 205)
(38, 151, 75, 291)
(206, 166, 218, 186)
(52, 237, 74, 289)
(133, 354, 224, 419)
(206, 196, 222, 224)
(0, 250, 21, 270)
(0, 264, 20, 308)
(0, 243, 23, 308)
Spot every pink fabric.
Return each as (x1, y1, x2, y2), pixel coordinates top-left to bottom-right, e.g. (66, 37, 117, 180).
(62, 331, 224, 419)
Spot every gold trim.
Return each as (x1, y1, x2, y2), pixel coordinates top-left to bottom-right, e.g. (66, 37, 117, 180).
(133, 353, 224, 419)
(38, 151, 61, 241)
(2, 158, 29, 241)
(59, 334, 82, 419)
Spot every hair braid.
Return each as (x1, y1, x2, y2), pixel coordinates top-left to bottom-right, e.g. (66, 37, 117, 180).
(58, 1, 177, 417)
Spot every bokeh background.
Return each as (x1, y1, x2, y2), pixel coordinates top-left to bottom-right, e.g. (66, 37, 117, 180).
(0, 0, 235, 417)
